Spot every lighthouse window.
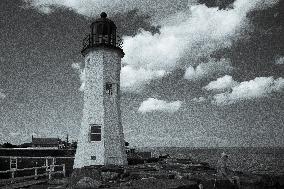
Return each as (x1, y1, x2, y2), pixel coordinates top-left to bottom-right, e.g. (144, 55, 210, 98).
(97, 24, 109, 35)
(106, 83, 114, 95)
(90, 124, 101, 141)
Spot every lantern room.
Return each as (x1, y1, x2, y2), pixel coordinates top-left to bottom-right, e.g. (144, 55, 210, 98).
(82, 12, 123, 55)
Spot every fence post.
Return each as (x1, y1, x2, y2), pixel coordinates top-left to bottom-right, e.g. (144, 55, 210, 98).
(48, 168, 52, 180)
(62, 164, 66, 177)
(11, 170, 15, 183)
(11, 171, 15, 179)
(45, 158, 48, 171)
(35, 168, 38, 180)
(52, 158, 55, 172)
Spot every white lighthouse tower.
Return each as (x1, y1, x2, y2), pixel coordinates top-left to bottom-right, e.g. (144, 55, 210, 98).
(74, 12, 127, 168)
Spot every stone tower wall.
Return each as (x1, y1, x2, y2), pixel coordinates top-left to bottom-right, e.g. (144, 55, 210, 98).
(74, 47, 126, 168)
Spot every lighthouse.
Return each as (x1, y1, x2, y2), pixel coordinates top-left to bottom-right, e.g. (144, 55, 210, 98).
(74, 12, 127, 168)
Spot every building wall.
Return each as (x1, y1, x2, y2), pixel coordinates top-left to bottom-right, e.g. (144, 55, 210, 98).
(103, 49, 127, 165)
(74, 47, 127, 168)
(74, 49, 105, 168)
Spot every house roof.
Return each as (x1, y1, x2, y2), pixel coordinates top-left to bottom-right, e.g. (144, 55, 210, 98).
(32, 138, 59, 145)
(0, 148, 76, 157)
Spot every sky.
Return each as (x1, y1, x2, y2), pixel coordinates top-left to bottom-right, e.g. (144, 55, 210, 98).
(0, 0, 283, 147)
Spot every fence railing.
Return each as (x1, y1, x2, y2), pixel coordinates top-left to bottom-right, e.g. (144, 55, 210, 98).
(0, 164, 65, 185)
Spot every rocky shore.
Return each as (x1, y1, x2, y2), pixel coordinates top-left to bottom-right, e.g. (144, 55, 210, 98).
(44, 156, 284, 189)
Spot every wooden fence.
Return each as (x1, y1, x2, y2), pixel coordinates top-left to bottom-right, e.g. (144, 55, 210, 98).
(0, 160, 65, 187)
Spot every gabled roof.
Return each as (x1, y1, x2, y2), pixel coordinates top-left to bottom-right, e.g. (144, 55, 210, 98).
(32, 138, 59, 145)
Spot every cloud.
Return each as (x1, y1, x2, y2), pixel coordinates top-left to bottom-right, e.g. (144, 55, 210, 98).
(138, 98, 182, 113)
(122, 0, 279, 88)
(233, 0, 279, 12)
(72, 63, 166, 93)
(24, 0, 122, 15)
(275, 56, 284, 65)
(204, 75, 239, 91)
(192, 96, 206, 103)
(24, 0, 196, 17)
(184, 58, 233, 80)
(121, 65, 167, 92)
(123, 0, 279, 68)
(33, 0, 279, 92)
(71, 63, 85, 91)
(212, 76, 284, 105)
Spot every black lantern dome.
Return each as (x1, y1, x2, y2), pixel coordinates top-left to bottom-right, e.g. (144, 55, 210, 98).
(82, 12, 123, 56)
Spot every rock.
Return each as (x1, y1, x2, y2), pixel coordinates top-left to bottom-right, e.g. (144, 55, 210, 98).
(69, 166, 102, 188)
(48, 178, 69, 185)
(214, 179, 236, 189)
(174, 184, 200, 189)
(74, 177, 101, 189)
(101, 171, 120, 181)
(181, 172, 192, 179)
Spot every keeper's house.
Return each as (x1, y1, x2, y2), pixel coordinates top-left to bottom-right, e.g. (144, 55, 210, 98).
(31, 137, 62, 149)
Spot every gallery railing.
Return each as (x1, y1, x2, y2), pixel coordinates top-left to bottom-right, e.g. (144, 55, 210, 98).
(82, 34, 123, 51)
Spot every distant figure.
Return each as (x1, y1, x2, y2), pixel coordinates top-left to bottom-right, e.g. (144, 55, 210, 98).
(216, 152, 241, 189)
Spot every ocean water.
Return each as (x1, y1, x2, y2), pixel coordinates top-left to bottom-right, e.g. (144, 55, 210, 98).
(141, 147, 284, 175)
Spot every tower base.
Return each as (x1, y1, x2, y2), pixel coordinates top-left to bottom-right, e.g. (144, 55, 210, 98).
(70, 165, 126, 188)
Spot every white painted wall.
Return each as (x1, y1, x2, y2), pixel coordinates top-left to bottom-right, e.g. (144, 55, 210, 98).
(74, 47, 127, 168)
(103, 50, 127, 165)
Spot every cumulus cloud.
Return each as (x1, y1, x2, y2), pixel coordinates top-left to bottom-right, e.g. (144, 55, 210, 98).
(192, 96, 206, 103)
(122, 0, 278, 88)
(184, 58, 233, 80)
(138, 98, 182, 113)
(123, 0, 279, 68)
(71, 63, 166, 92)
(275, 56, 284, 65)
(24, 0, 195, 17)
(71, 63, 85, 91)
(121, 66, 167, 92)
(212, 76, 284, 105)
(204, 75, 239, 91)
(24, 0, 124, 15)
(39, 0, 279, 92)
